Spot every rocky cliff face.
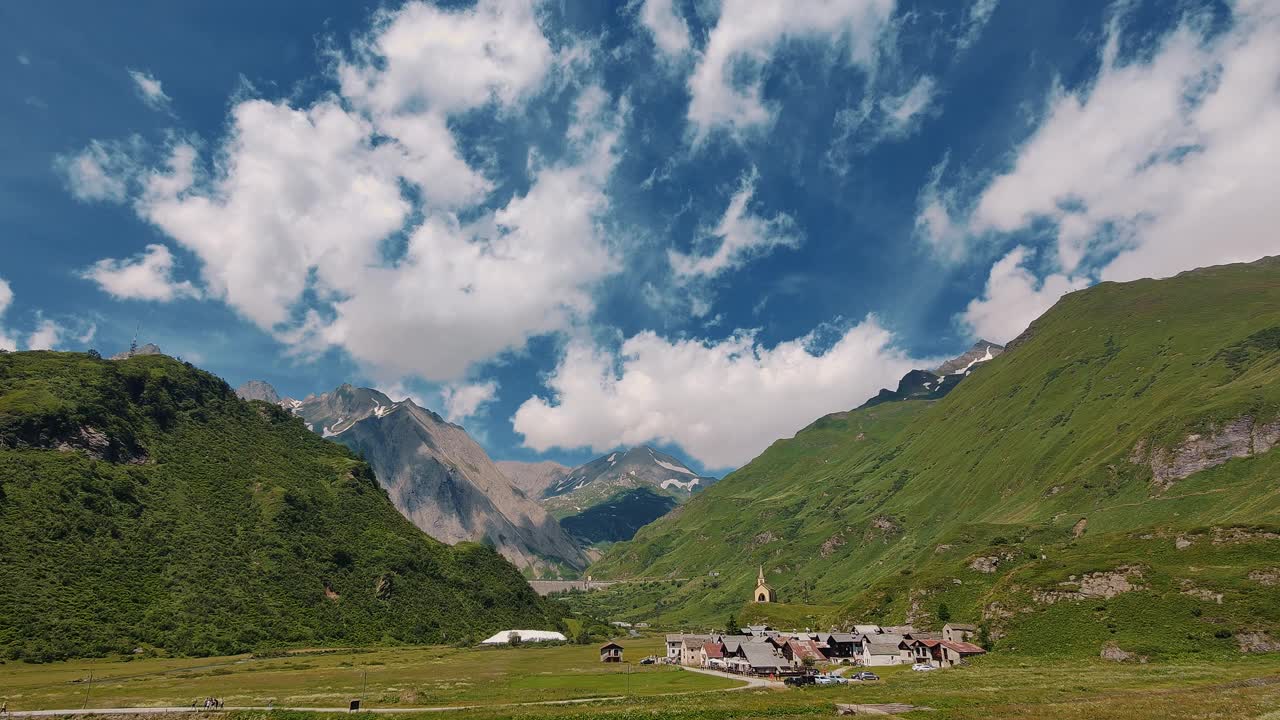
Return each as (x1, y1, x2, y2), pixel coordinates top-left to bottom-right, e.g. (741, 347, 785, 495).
(1132, 416, 1280, 490)
(269, 383, 586, 575)
(497, 460, 570, 498)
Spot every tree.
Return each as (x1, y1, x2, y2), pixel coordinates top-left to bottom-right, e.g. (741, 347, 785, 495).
(937, 603, 951, 623)
(726, 613, 739, 632)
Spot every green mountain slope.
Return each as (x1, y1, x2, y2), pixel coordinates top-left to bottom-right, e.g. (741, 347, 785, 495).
(0, 352, 562, 662)
(559, 487, 678, 545)
(588, 257, 1280, 659)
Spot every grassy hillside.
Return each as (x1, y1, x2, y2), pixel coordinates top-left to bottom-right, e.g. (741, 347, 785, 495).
(0, 352, 564, 662)
(586, 258, 1280, 658)
(559, 488, 678, 544)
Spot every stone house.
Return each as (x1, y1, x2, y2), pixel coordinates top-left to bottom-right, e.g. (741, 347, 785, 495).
(943, 623, 978, 643)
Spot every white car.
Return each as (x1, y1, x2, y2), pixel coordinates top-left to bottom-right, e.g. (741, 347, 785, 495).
(814, 674, 848, 685)
(911, 663, 937, 672)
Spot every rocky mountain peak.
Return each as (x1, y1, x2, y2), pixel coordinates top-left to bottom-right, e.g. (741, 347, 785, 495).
(932, 339, 1004, 376)
(236, 380, 281, 404)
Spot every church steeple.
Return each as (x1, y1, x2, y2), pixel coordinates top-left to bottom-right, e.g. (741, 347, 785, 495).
(753, 565, 776, 603)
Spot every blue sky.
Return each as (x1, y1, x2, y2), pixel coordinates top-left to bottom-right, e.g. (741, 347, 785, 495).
(2, 0, 1274, 472)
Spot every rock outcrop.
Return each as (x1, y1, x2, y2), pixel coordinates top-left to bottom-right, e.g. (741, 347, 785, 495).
(1034, 566, 1145, 604)
(236, 380, 282, 404)
(1132, 417, 1280, 489)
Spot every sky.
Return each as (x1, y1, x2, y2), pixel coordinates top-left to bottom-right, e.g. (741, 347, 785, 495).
(2, 0, 1276, 473)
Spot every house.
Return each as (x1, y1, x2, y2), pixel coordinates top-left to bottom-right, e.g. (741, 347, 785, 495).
(783, 637, 826, 666)
(906, 638, 942, 666)
(701, 641, 725, 668)
(666, 634, 684, 660)
(943, 624, 978, 643)
(820, 633, 859, 661)
(600, 641, 624, 663)
(740, 641, 789, 675)
(853, 624, 882, 636)
(860, 633, 910, 666)
(479, 630, 567, 645)
(753, 566, 777, 603)
(681, 637, 710, 666)
(937, 640, 986, 667)
(744, 624, 773, 637)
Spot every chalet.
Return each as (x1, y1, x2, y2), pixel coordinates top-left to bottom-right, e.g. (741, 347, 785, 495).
(937, 640, 986, 667)
(819, 632, 859, 661)
(740, 641, 789, 675)
(600, 641, 624, 663)
(943, 624, 978, 643)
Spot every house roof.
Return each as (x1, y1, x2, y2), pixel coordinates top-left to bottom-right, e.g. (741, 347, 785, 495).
(853, 624, 882, 634)
(940, 640, 986, 654)
(911, 638, 943, 647)
(600, 641, 624, 650)
(666, 634, 684, 642)
(827, 633, 856, 644)
(946, 624, 978, 631)
(866, 642, 903, 656)
(741, 642, 787, 669)
(786, 638, 825, 662)
(908, 632, 943, 641)
(875, 633, 906, 646)
(702, 642, 724, 659)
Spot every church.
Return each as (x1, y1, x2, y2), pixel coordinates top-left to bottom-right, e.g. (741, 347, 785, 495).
(753, 566, 776, 603)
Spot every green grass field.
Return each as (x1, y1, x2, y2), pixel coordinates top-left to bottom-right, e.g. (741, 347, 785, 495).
(4, 641, 1280, 718)
(0, 637, 739, 711)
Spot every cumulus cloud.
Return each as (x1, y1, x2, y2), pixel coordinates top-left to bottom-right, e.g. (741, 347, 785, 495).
(668, 169, 801, 279)
(0, 278, 17, 351)
(441, 380, 499, 423)
(955, 0, 1000, 52)
(128, 69, 171, 111)
(65, 0, 621, 383)
(967, 1, 1280, 278)
(639, 0, 692, 58)
(959, 246, 1087, 344)
(80, 243, 199, 302)
(513, 317, 920, 468)
(688, 0, 897, 139)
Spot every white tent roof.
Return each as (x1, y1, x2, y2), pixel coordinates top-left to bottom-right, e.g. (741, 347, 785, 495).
(480, 630, 567, 645)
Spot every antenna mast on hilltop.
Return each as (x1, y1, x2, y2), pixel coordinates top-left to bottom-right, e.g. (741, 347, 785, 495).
(129, 323, 139, 355)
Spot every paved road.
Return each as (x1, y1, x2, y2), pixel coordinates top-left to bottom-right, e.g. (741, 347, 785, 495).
(5, 667, 773, 717)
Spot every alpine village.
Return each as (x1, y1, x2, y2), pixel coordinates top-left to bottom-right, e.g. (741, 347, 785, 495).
(3, 1, 1280, 719)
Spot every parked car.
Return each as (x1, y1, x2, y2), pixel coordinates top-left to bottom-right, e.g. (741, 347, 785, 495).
(784, 675, 815, 687)
(814, 674, 848, 686)
(639, 656, 656, 665)
(851, 671, 880, 681)
(912, 663, 936, 672)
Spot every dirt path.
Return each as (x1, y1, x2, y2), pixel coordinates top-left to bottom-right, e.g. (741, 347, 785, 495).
(680, 666, 786, 690)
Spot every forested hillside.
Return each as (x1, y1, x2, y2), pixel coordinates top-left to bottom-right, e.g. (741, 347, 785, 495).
(589, 257, 1280, 659)
(0, 352, 563, 661)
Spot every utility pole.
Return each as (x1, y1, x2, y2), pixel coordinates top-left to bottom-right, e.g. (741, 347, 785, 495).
(360, 669, 368, 706)
(81, 671, 94, 710)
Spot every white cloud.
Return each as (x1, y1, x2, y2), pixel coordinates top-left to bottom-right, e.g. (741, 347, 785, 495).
(880, 76, 936, 136)
(639, 0, 692, 58)
(128, 69, 172, 111)
(668, 169, 801, 279)
(26, 317, 64, 351)
(62, 0, 623, 384)
(55, 139, 141, 203)
(80, 243, 200, 302)
(687, 0, 896, 139)
(441, 380, 499, 423)
(958, 246, 1087, 344)
(966, 1, 1280, 279)
(0, 278, 18, 351)
(17, 54, 30, 66)
(513, 317, 919, 468)
(956, 0, 1000, 52)
(913, 154, 967, 260)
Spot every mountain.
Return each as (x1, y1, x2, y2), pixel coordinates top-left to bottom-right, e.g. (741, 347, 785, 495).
(542, 445, 717, 516)
(857, 340, 1003, 410)
(497, 459, 571, 497)
(236, 379, 281, 404)
(589, 257, 1280, 660)
(286, 384, 586, 576)
(560, 487, 678, 545)
(0, 352, 562, 662)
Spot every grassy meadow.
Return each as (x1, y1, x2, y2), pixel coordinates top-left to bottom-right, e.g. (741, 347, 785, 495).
(0, 637, 739, 711)
(3, 638, 1280, 718)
